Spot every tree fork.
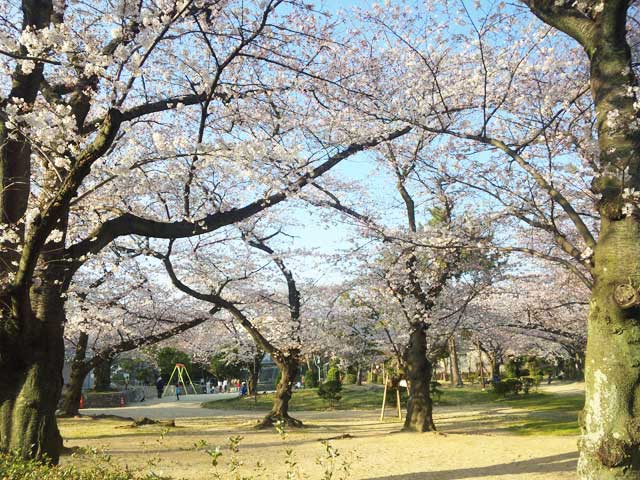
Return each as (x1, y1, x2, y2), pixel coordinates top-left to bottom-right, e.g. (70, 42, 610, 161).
(256, 356, 302, 429)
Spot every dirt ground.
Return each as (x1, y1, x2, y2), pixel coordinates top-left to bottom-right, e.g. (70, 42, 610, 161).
(59, 383, 583, 480)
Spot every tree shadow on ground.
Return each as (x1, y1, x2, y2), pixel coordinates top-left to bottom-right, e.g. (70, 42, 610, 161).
(365, 451, 577, 480)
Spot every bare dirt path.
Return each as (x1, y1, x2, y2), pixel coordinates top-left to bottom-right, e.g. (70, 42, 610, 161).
(538, 381, 585, 397)
(61, 389, 581, 480)
(81, 392, 241, 419)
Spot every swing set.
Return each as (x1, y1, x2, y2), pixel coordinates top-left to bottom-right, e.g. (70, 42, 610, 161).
(163, 363, 197, 397)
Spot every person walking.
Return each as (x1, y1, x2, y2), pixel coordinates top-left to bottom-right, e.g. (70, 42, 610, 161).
(176, 382, 182, 401)
(155, 376, 165, 399)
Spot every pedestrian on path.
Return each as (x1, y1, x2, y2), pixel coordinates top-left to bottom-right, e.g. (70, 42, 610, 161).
(156, 376, 165, 398)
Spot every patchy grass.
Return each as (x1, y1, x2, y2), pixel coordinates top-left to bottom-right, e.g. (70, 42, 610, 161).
(500, 394, 583, 436)
(202, 384, 386, 411)
(202, 384, 583, 436)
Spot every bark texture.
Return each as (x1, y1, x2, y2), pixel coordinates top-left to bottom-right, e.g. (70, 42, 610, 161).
(257, 354, 302, 428)
(59, 333, 89, 417)
(0, 289, 65, 463)
(403, 323, 436, 432)
(522, 2, 640, 477)
(578, 219, 640, 478)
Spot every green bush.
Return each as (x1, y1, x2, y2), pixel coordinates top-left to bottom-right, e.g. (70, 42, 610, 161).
(343, 373, 357, 384)
(430, 381, 443, 402)
(326, 366, 341, 384)
(504, 378, 523, 395)
(317, 380, 342, 407)
(0, 451, 161, 480)
(521, 376, 540, 394)
(303, 368, 318, 388)
(492, 378, 523, 397)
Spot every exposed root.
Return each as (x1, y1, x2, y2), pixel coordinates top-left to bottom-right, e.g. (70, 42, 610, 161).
(116, 417, 176, 428)
(318, 433, 354, 441)
(255, 413, 303, 430)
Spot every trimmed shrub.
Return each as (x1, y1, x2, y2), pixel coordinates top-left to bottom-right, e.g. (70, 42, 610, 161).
(317, 380, 342, 408)
(521, 376, 540, 394)
(303, 368, 318, 388)
(504, 378, 523, 395)
(343, 373, 357, 385)
(326, 366, 341, 383)
(492, 378, 523, 397)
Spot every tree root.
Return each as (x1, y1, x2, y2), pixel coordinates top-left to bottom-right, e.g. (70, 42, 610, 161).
(255, 413, 303, 430)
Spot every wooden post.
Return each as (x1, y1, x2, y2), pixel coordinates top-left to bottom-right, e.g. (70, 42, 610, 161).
(380, 371, 388, 421)
(396, 386, 402, 420)
(477, 340, 485, 389)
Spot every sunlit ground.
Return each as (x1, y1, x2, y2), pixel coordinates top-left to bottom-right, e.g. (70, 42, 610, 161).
(59, 383, 583, 479)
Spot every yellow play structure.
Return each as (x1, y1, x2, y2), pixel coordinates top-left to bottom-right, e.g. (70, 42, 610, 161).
(163, 363, 197, 397)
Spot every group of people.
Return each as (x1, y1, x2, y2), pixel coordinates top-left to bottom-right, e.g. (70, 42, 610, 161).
(202, 378, 248, 395)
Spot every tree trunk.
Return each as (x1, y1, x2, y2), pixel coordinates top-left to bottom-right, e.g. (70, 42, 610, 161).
(59, 332, 89, 417)
(93, 358, 112, 391)
(0, 287, 65, 463)
(578, 219, 640, 478)
(248, 352, 264, 396)
(477, 341, 485, 387)
(356, 364, 363, 386)
(403, 323, 436, 432)
(257, 353, 301, 428)
(574, 350, 585, 381)
(449, 336, 463, 387)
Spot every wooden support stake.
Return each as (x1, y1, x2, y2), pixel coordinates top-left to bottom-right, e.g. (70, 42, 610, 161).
(380, 372, 388, 422)
(396, 387, 402, 420)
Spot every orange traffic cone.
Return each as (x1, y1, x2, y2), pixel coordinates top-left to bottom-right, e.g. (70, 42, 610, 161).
(119, 395, 125, 407)
(79, 394, 85, 409)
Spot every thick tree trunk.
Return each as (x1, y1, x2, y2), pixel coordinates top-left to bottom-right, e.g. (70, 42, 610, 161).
(403, 323, 436, 432)
(577, 219, 640, 478)
(0, 287, 65, 463)
(449, 336, 463, 387)
(257, 354, 301, 428)
(93, 358, 112, 391)
(59, 332, 89, 417)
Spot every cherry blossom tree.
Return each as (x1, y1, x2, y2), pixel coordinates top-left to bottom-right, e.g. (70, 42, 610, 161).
(59, 253, 223, 417)
(0, 0, 410, 461)
(463, 262, 588, 379)
(306, 136, 498, 432)
(153, 227, 316, 427)
(338, 2, 638, 474)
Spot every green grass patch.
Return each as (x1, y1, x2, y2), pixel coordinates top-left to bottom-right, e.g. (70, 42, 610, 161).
(202, 384, 584, 436)
(500, 393, 583, 436)
(202, 384, 387, 411)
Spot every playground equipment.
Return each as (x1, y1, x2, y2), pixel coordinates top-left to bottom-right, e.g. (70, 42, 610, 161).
(163, 363, 197, 397)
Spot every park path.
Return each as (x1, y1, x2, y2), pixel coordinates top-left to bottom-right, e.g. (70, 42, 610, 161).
(81, 381, 586, 421)
(81, 392, 241, 419)
(538, 381, 585, 396)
